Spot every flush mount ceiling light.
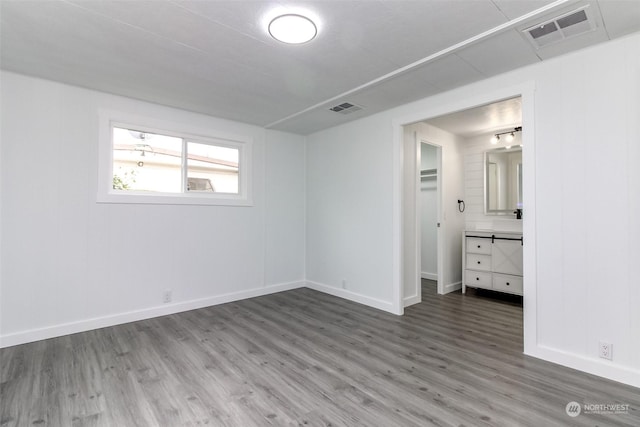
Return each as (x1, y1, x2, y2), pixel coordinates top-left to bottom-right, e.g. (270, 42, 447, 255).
(269, 14, 317, 44)
(490, 126, 522, 144)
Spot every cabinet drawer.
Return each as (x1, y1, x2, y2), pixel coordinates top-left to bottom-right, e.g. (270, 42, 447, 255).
(493, 273, 523, 295)
(466, 238, 491, 255)
(464, 270, 492, 289)
(466, 254, 491, 271)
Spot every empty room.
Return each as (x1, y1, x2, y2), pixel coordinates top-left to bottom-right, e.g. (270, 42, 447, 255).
(1, 0, 640, 426)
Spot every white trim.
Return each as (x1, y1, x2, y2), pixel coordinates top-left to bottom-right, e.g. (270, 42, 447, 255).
(305, 280, 395, 313)
(302, 135, 308, 285)
(520, 85, 538, 357)
(391, 123, 404, 315)
(444, 281, 462, 293)
(530, 345, 640, 389)
(0, 281, 304, 349)
(421, 140, 445, 295)
(413, 132, 422, 304)
(97, 109, 253, 206)
(421, 272, 438, 281)
(403, 295, 421, 307)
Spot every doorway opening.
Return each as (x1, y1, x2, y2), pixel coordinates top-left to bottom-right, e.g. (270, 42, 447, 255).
(395, 85, 536, 355)
(400, 94, 528, 357)
(402, 91, 526, 338)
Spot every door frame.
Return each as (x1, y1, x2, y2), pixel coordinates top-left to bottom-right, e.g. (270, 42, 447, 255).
(417, 139, 444, 295)
(391, 82, 537, 356)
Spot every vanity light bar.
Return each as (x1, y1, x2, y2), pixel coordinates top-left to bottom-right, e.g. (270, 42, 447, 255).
(491, 126, 522, 144)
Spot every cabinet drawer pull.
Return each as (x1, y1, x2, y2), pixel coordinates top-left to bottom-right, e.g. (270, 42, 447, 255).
(476, 277, 479, 281)
(477, 261, 481, 264)
(477, 245, 481, 248)
(506, 282, 510, 286)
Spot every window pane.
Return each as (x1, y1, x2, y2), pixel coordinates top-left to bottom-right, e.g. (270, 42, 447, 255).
(113, 127, 183, 193)
(187, 141, 239, 194)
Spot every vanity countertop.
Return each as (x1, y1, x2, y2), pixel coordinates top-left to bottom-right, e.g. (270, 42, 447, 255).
(465, 229, 523, 237)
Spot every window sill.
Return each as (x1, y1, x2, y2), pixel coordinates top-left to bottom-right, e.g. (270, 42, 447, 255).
(97, 191, 253, 206)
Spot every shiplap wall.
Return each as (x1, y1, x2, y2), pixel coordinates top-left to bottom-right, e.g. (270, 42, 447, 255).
(463, 131, 523, 232)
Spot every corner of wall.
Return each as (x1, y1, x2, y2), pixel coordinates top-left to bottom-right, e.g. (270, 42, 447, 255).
(527, 345, 640, 389)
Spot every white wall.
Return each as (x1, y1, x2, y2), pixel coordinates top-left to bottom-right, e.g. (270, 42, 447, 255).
(462, 131, 523, 232)
(0, 72, 305, 347)
(305, 33, 640, 387)
(265, 130, 306, 285)
(305, 115, 394, 311)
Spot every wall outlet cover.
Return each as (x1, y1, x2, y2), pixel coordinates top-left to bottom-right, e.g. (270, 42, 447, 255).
(599, 341, 612, 360)
(163, 290, 172, 304)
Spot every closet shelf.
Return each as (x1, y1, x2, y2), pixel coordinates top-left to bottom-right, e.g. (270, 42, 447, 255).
(420, 168, 437, 180)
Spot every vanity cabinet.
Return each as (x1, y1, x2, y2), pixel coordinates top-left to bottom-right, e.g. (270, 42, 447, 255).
(462, 231, 523, 296)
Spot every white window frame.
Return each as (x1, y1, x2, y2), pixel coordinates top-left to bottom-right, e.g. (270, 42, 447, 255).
(97, 110, 253, 206)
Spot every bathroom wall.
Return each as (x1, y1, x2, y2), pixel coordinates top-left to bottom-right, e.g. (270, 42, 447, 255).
(462, 131, 523, 232)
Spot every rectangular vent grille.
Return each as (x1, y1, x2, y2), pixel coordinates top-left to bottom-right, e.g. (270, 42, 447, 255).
(329, 102, 363, 114)
(523, 6, 596, 49)
(557, 9, 587, 29)
(529, 22, 558, 40)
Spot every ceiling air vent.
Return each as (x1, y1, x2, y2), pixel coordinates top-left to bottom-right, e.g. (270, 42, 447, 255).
(329, 102, 363, 114)
(523, 6, 596, 49)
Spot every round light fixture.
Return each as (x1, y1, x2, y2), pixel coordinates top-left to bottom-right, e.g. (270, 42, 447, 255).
(269, 14, 317, 44)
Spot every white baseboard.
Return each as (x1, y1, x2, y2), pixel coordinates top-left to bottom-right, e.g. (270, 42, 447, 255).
(403, 294, 421, 307)
(527, 344, 640, 389)
(0, 281, 304, 349)
(305, 280, 395, 313)
(421, 272, 437, 281)
(444, 281, 462, 293)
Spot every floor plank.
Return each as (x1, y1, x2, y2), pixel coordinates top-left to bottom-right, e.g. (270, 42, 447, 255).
(1, 281, 638, 426)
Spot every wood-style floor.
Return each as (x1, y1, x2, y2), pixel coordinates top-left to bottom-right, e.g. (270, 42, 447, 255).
(1, 281, 639, 426)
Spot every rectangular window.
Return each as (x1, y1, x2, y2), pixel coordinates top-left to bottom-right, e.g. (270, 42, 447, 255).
(113, 127, 184, 193)
(186, 141, 239, 194)
(99, 113, 252, 206)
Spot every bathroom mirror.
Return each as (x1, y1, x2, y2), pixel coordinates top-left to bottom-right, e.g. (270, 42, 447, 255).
(484, 147, 522, 215)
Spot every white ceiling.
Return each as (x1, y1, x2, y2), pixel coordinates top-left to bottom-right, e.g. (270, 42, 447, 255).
(2, 0, 639, 135)
(427, 97, 522, 138)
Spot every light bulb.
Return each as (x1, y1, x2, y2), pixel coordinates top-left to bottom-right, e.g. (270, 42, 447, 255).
(490, 135, 499, 144)
(506, 132, 514, 143)
(269, 14, 317, 44)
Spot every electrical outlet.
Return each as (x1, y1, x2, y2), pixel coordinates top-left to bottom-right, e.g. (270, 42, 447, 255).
(162, 290, 172, 304)
(599, 341, 612, 360)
